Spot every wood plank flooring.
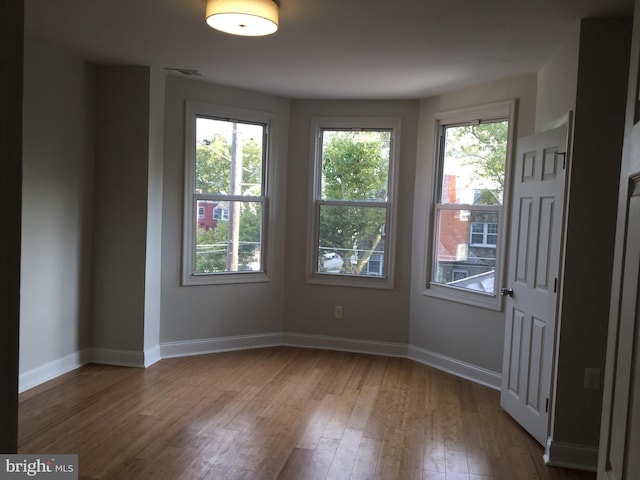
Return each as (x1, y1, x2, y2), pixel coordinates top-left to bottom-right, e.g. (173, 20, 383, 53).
(18, 347, 595, 480)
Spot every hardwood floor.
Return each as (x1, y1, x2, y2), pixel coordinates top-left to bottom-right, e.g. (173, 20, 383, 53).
(19, 347, 595, 480)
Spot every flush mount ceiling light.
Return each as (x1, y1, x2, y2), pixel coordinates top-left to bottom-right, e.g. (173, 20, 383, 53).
(205, 0, 279, 36)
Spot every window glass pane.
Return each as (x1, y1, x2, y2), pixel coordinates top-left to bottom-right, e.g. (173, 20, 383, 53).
(318, 205, 386, 277)
(195, 201, 262, 273)
(320, 130, 391, 202)
(440, 121, 508, 206)
(195, 117, 264, 196)
(434, 208, 497, 294)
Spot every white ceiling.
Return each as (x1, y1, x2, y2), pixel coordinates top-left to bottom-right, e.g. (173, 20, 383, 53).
(25, 0, 633, 99)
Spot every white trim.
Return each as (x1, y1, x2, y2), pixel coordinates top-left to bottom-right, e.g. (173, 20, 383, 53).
(182, 101, 275, 286)
(283, 332, 408, 357)
(90, 347, 146, 367)
(18, 335, 506, 398)
(144, 345, 162, 367)
(424, 99, 516, 311)
(408, 345, 502, 390)
(160, 333, 283, 358)
(19, 348, 91, 393)
(543, 437, 598, 472)
(305, 116, 401, 290)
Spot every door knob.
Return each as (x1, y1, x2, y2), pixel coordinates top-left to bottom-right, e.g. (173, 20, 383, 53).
(501, 287, 514, 297)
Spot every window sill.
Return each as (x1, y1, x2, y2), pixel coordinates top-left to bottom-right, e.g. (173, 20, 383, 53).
(423, 282, 503, 311)
(182, 271, 270, 286)
(307, 272, 394, 290)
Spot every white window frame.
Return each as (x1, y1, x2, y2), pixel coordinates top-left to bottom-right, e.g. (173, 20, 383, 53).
(306, 117, 401, 289)
(469, 222, 498, 248)
(366, 254, 384, 276)
(182, 101, 274, 286)
(213, 207, 229, 221)
(424, 100, 515, 310)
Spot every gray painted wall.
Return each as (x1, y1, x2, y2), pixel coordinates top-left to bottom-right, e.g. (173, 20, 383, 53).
(284, 100, 418, 343)
(92, 66, 152, 352)
(551, 17, 631, 449)
(409, 74, 538, 374)
(16, 19, 632, 462)
(535, 23, 580, 132)
(21, 39, 95, 372)
(160, 76, 290, 342)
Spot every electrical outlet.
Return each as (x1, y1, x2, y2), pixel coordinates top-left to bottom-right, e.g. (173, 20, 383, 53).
(584, 368, 601, 390)
(334, 305, 343, 319)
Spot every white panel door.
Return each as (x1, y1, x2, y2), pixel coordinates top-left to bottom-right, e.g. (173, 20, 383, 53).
(500, 124, 568, 446)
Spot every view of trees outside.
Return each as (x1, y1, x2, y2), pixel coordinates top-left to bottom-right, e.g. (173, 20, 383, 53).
(194, 118, 264, 274)
(433, 120, 508, 292)
(317, 130, 391, 276)
(441, 121, 508, 205)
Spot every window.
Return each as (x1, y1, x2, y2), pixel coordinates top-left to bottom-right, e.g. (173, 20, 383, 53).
(183, 102, 272, 285)
(366, 254, 384, 276)
(427, 101, 514, 309)
(470, 222, 498, 247)
(307, 117, 400, 289)
(213, 207, 229, 221)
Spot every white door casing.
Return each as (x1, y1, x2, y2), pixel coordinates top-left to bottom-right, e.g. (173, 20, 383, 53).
(605, 176, 640, 479)
(599, 147, 640, 480)
(500, 124, 569, 446)
(598, 4, 640, 477)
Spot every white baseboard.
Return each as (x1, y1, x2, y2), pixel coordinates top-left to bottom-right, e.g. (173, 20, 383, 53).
(144, 345, 162, 367)
(19, 348, 91, 393)
(283, 332, 408, 357)
(543, 438, 598, 472)
(19, 334, 504, 396)
(408, 345, 502, 390)
(160, 332, 283, 358)
(90, 347, 146, 367)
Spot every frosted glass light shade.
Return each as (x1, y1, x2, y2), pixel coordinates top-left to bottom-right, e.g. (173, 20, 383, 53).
(205, 0, 279, 36)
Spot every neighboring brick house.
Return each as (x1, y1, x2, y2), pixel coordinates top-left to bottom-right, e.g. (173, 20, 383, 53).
(197, 200, 229, 231)
(436, 175, 497, 288)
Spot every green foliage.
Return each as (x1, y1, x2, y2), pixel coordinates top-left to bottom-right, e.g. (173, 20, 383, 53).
(241, 138, 263, 195)
(322, 131, 389, 201)
(195, 221, 228, 273)
(195, 205, 262, 273)
(194, 123, 264, 273)
(447, 121, 508, 204)
(196, 135, 231, 194)
(319, 131, 390, 275)
(318, 206, 385, 274)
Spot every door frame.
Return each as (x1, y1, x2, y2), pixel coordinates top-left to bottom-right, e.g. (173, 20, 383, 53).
(597, 2, 640, 474)
(546, 112, 574, 454)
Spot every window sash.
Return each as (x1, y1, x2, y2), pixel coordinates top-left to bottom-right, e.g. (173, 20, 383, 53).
(192, 199, 264, 275)
(183, 102, 273, 286)
(306, 117, 400, 289)
(425, 101, 515, 311)
(313, 127, 392, 279)
(314, 200, 390, 278)
(432, 205, 502, 292)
